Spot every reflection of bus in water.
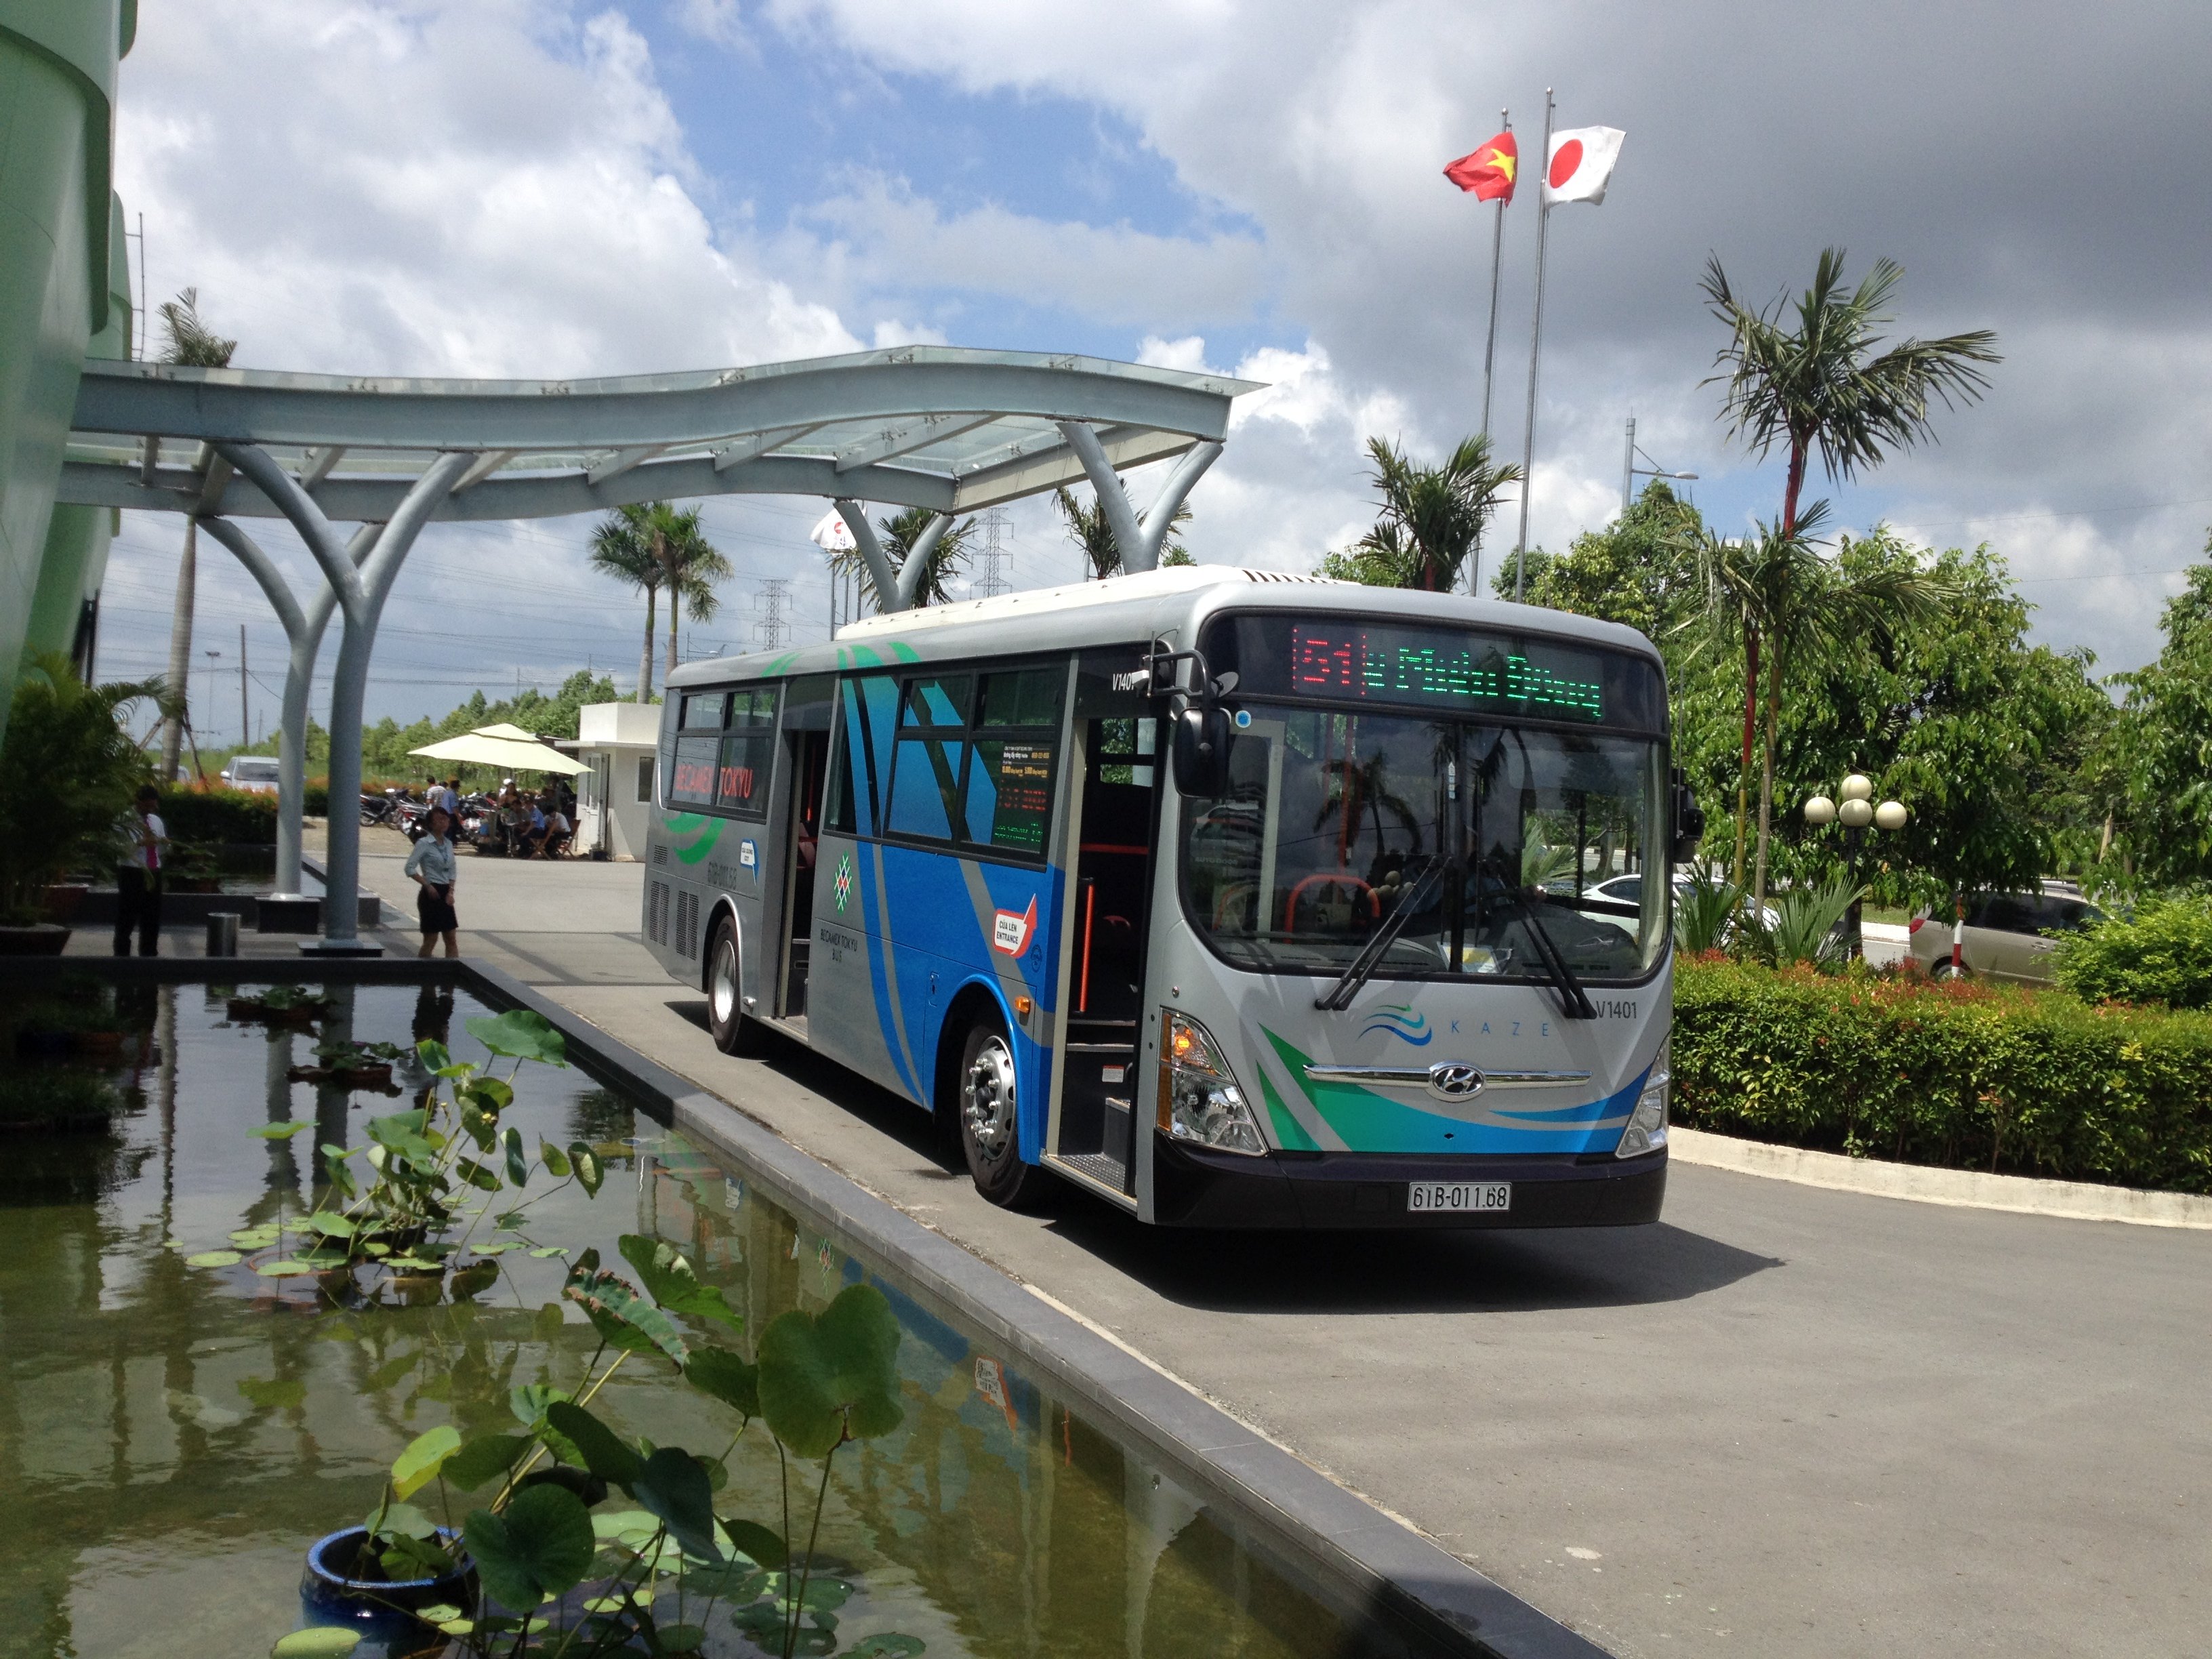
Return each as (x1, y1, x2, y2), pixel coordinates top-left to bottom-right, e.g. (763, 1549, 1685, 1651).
(637, 1139, 1433, 1659)
(642, 568, 1696, 1229)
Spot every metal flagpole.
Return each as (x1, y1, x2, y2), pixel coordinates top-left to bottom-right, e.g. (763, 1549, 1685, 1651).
(1473, 108, 1511, 596)
(1513, 88, 1556, 602)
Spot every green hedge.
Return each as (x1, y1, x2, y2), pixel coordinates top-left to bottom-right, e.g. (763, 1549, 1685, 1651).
(157, 785, 278, 844)
(1672, 956, 2212, 1193)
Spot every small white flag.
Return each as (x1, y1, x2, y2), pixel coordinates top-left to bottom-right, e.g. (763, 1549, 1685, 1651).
(1543, 126, 1626, 205)
(809, 508, 855, 552)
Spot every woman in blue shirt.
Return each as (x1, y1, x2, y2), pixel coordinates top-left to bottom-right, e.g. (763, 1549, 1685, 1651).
(403, 804, 460, 958)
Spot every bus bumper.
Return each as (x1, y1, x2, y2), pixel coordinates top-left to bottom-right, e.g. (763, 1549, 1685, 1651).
(1150, 1137, 1668, 1229)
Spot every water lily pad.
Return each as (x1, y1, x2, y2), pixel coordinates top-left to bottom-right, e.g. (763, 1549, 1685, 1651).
(255, 1259, 316, 1277)
(253, 1120, 316, 1140)
(237, 1376, 306, 1410)
(230, 1226, 280, 1248)
(658, 1624, 708, 1654)
(184, 1250, 243, 1268)
(529, 1246, 567, 1259)
(270, 1629, 360, 1658)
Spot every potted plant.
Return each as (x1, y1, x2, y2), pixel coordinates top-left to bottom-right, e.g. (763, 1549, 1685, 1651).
(0, 654, 176, 953)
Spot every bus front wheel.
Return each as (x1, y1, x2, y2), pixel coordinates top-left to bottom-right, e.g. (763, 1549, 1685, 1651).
(706, 920, 766, 1056)
(958, 1016, 1036, 1208)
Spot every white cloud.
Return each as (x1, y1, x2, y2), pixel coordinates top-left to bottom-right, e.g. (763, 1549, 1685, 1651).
(798, 175, 1265, 329)
(118, 0, 857, 380)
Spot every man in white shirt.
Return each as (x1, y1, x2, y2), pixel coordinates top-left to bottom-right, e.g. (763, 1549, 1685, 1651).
(115, 785, 167, 956)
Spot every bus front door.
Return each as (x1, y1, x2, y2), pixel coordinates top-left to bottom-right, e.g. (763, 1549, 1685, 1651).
(1050, 657, 1160, 1196)
(776, 677, 835, 1027)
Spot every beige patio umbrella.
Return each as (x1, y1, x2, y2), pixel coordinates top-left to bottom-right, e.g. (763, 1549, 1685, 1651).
(409, 724, 590, 775)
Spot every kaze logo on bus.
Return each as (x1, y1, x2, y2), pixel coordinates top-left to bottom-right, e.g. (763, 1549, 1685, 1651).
(992, 897, 1038, 956)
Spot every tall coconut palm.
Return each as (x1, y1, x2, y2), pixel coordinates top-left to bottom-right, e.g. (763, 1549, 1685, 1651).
(827, 506, 975, 611)
(1687, 502, 1953, 905)
(1349, 434, 1520, 593)
(590, 503, 730, 699)
(155, 289, 237, 778)
(1054, 485, 1189, 579)
(1701, 247, 1999, 885)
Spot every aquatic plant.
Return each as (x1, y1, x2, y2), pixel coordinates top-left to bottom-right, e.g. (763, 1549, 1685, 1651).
(297, 1261, 917, 1659)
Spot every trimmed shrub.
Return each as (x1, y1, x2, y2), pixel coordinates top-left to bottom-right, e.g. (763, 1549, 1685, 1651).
(156, 785, 279, 844)
(2052, 896, 2212, 1010)
(1672, 955, 2212, 1193)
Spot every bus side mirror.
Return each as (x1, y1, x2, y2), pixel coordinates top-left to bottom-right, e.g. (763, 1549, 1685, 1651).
(1671, 768, 1704, 862)
(1172, 705, 1233, 798)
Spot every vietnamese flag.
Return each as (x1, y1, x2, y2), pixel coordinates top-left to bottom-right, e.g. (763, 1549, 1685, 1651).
(1443, 131, 1517, 201)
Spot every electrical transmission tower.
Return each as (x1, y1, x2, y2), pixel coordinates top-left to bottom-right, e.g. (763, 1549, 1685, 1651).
(752, 579, 791, 651)
(975, 507, 1011, 598)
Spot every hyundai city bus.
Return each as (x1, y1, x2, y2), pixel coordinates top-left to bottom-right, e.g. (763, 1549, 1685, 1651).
(642, 566, 1696, 1228)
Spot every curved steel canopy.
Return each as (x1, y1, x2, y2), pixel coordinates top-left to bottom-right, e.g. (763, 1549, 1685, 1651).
(56, 342, 1262, 953)
(58, 344, 1261, 520)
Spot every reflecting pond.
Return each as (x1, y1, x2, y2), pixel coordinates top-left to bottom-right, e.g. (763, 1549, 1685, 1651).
(0, 982, 1431, 1659)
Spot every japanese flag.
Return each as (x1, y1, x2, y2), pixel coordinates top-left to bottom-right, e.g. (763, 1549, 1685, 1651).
(1543, 126, 1626, 205)
(809, 508, 856, 552)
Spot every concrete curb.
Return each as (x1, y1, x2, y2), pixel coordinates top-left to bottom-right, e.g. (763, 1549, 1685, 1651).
(1669, 1126, 2212, 1229)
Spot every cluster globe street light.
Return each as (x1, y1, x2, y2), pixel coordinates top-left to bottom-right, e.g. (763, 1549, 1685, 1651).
(1802, 773, 1908, 958)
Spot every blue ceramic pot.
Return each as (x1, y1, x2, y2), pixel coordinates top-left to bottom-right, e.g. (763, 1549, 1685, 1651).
(298, 1526, 475, 1656)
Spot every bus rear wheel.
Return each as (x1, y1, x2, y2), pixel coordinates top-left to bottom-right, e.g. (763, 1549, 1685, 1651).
(958, 1015, 1036, 1208)
(706, 919, 766, 1056)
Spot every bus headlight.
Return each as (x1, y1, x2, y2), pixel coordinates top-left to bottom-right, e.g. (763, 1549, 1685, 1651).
(1158, 1012, 1267, 1156)
(1616, 1042, 1669, 1159)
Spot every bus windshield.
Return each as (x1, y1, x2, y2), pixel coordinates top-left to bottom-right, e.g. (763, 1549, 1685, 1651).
(1181, 704, 1670, 985)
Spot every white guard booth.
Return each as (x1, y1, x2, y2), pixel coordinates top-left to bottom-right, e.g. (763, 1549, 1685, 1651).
(566, 703, 661, 861)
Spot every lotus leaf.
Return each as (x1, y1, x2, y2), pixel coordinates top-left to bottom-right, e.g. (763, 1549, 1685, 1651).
(391, 1424, 462, 1499)
(568, 1142, 603, 1195)
(464, 1483, 594, 1613)
(443, 1431, 530, 1491)
(617, 1233, 741, 1330)
(632, 1446, 723, 1562)
(253, 1120, 316, 1140)
(466, 1009, 568, 1065)
(562, 1257, 689, 1366)
(184, 1250, 241, 1268)
(684, 1347, 760, 1418)
(757, 1284, 903, 1457)
(539, 1141, 572, 1177)
(544, 1400, 642, 1488)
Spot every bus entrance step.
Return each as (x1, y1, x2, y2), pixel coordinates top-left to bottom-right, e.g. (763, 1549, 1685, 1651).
(1058, 1151, 1129, 1193)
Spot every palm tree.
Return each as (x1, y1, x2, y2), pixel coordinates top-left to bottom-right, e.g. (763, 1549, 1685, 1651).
(1054, 485, 1189, 579)
(1687, 503, 1952, 905)
(827, 506, 975, 611)
(1341, 435, 1520, 593)
(1700, 247, 1999, 882)
(590, 503, 730, 699)
(155, 289, 237, 779)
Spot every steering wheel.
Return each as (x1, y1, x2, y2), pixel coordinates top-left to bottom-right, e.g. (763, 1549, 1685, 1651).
(1283, 874, 1378, 933)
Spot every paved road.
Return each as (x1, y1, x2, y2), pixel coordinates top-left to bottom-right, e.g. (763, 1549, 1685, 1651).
(345, 840, 2210, 1658)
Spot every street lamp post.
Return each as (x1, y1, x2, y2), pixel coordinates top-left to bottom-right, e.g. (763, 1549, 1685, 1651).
(1621, 416, 1699, 515)
(1803, 772, 1907, 959)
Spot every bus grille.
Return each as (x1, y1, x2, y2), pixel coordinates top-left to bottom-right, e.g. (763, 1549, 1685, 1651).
(652, 842, 668, 865)
(648, 880, 669, 944)
(675, 889, 699, 959)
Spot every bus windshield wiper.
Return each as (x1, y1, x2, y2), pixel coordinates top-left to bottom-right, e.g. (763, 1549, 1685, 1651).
(1494, 879, 1598, 1021)
(1315, 861, 1446, 1012)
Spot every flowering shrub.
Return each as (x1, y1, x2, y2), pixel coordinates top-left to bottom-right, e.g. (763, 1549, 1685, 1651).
(1673, 956, 2212, 1191)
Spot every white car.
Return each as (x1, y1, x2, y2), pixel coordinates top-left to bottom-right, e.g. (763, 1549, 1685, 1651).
(220, 756, 281, 794)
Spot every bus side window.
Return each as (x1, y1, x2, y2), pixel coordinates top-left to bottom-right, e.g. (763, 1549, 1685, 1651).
(827, 674, 898, 835)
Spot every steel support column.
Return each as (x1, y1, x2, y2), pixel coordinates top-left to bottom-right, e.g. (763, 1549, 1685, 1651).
(197, 516, 380, 894)
(218, 443, 471, 949)
(832, 500, 954, 613)
(1054, 422, 1222, 573)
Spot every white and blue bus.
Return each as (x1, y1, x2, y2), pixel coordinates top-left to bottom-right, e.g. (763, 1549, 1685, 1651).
(642, 567, 1698, 1227)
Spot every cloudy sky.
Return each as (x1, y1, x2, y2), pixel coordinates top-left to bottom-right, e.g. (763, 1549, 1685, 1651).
(96, 0, 2212, 737)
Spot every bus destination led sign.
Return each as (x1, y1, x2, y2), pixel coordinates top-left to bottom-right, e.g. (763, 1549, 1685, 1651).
(1288, 624, 1604, 720)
